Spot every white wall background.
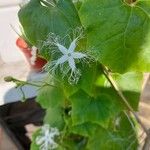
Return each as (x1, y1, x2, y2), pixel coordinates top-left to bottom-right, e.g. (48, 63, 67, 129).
(0, 0, 47, 106)
(0, 0, 25, 62)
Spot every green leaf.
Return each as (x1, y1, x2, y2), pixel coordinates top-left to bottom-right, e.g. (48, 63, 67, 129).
(30, 129, 41, 150)
(73, 0, 83, 10)
(44, 107, 65, 130)
(79, 63, 99, 96)
(70, 90, 121, 128)
(18, 0, 81, 58)
(71, 122, 98, 137)
(60, 137, 86, 150)
(88, 127, 122, 150)
(114, 72, 143, 110)
(36, 86, 65, 109)
(96, 72, 143, 110)
(62, 62, 100, 98)
(79, 0, 150, 73)
(87, 113, 138, 150)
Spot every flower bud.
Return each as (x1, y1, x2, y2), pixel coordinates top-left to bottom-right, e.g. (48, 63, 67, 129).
(4, 76, 14, 82)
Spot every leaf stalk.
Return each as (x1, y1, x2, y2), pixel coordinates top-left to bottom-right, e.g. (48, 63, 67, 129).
(101, 64, 150, 138)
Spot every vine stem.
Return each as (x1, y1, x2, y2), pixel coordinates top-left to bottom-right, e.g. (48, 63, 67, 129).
(101, 65, 150, 137)
(4, 76, 57, 88)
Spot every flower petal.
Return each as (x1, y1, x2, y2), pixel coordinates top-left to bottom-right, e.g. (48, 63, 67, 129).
(56, 43, 68, 54)
(68, 57, 76, 71)
(72, 52, 87, 59)
(68, 38, 78, 53)
(36, 136, 45, 145)
(56, 55, 68, 66)
(42, 124, 50, 133)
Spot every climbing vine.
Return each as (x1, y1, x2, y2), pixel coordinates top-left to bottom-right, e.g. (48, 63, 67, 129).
(16, 0, 150, 149)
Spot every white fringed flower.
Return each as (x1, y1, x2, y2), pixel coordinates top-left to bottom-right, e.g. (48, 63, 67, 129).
(36, 124, 60, 150)
(45, 37, 87, 84)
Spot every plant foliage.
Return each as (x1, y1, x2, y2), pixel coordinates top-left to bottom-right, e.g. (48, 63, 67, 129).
(18, 0, 150, 149)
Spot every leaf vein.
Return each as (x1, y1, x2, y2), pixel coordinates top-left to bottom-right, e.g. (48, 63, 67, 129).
(123, 7, 133, 48)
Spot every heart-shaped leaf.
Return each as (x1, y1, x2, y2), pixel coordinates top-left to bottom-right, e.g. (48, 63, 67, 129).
(79, 0, 150, 73)
(19, 0, 81, 58)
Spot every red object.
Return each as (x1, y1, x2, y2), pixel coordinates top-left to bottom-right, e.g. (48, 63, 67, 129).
(16, 37, 47, 72)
